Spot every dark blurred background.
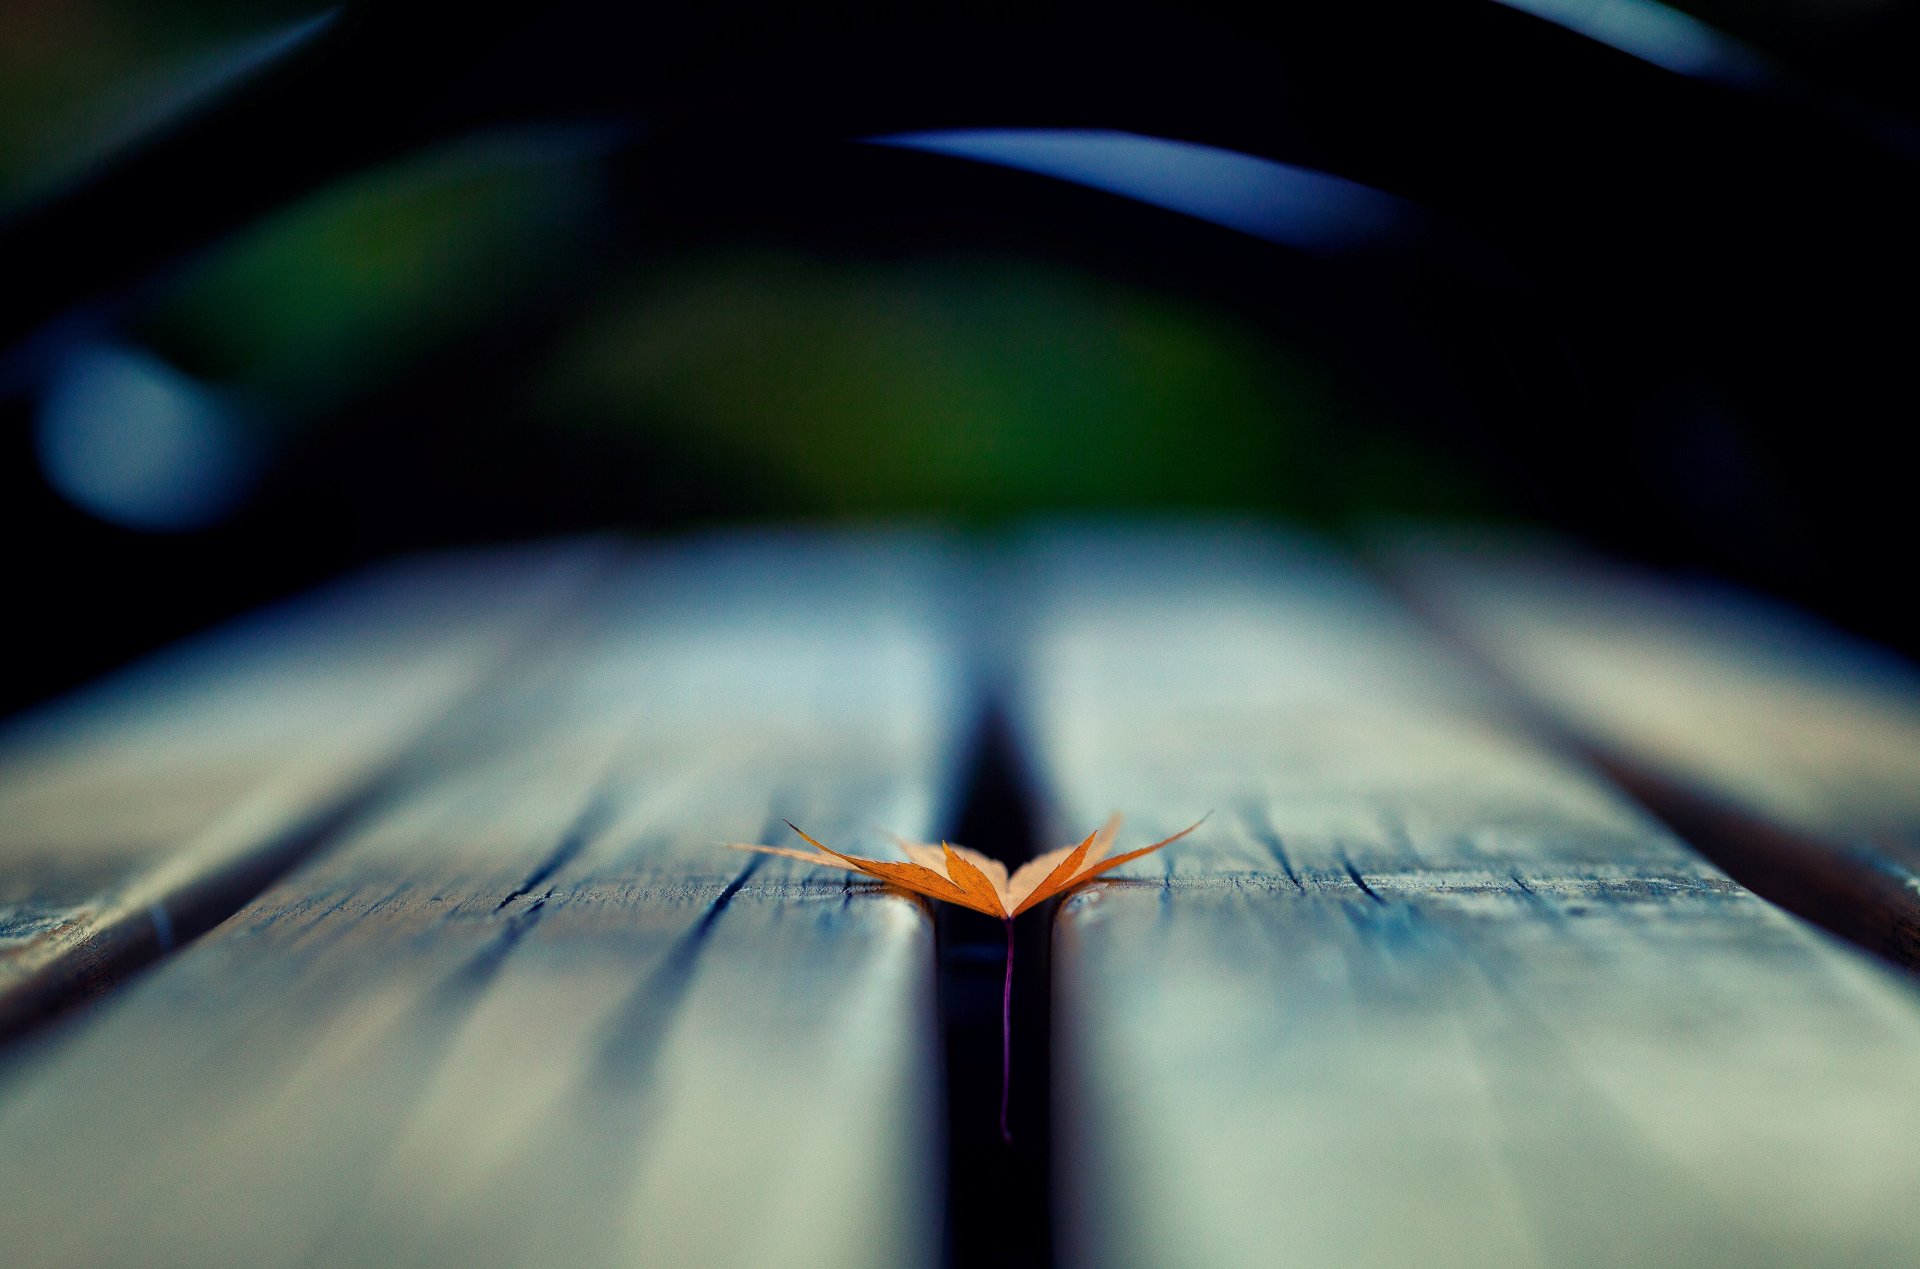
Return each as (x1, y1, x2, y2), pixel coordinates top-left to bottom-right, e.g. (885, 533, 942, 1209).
(3, 0, 1917, 716)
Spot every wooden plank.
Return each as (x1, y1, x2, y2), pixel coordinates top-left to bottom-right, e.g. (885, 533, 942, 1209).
(1014, 526, 1920, 1269)
(1387, 529, 1920, 965)
(0, 541, 611, 1034)
(0, 532, 956, 1268)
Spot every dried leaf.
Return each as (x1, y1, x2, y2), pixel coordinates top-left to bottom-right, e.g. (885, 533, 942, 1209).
(727, 812, 1207, 918)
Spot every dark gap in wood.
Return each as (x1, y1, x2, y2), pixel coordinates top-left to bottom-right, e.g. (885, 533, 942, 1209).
(940, 701, 1053, 1269)
(1594, 757, 1920, 972)
(1376, 557, 1920, 977)
(492, 794, 612, 912)
(446, 890, 558, 996)
(0, 558, 619, 1046)
(588, 854, 765, 1090)
(0, 773, 398, 1042)
(1242, 804, 1306, 893)
(1339, 851, 1387, 905)
(1875, 830, 1920, 876)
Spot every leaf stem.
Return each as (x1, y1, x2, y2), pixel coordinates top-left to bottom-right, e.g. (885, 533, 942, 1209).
(1000, 916, 1015, 1146)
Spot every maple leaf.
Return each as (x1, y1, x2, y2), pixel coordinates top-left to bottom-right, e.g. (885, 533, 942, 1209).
(727, 811, 1207, 918)
(727, 811, 1207, 1144)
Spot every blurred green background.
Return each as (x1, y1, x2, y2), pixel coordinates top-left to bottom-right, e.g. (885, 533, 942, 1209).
(5, 0, 1919, 714)
(3, 3, 1492, 532)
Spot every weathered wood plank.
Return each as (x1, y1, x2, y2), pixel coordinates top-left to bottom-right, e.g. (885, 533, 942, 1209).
(0, 542, 611, 1034)
(1015, 527, 1920, 1269)
(1388, 530, 1920, 965)
(0, 533, 958, 1268)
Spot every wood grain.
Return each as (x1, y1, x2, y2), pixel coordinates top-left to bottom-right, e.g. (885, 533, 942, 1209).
(0, 533, 960, 1268)
(1387, 529, 1920, 965)
(0, 541, 611, 1034)
(1014, 526, 1920, 1269)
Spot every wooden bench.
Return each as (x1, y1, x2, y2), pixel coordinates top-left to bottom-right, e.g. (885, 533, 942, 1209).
(7, 525, 1920, 1267)
(0, 533, 959, 1267)
(1013, 527, 1920, 1268)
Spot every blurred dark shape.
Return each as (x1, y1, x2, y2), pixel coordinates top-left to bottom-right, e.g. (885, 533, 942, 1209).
(0, 4, 337, 212)
(873, 130, 1418, 252)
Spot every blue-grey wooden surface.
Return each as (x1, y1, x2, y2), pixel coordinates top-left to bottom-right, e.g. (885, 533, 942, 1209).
(0, 541, 611, 1033)
(1014, 527, 1920, 1269)
(1390, 528, 1920, 967)
(0, 534, 960, 1268)
(7, 525, 1920, 1269)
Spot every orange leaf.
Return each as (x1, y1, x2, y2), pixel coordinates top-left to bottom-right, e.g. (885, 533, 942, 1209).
(941, 843, 1011, 917)
(726, 813, 1206, 920)
(771, 821, 984, 911)
(1063, 814, 1209, 887)
(1008, 827, 1099, 916)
